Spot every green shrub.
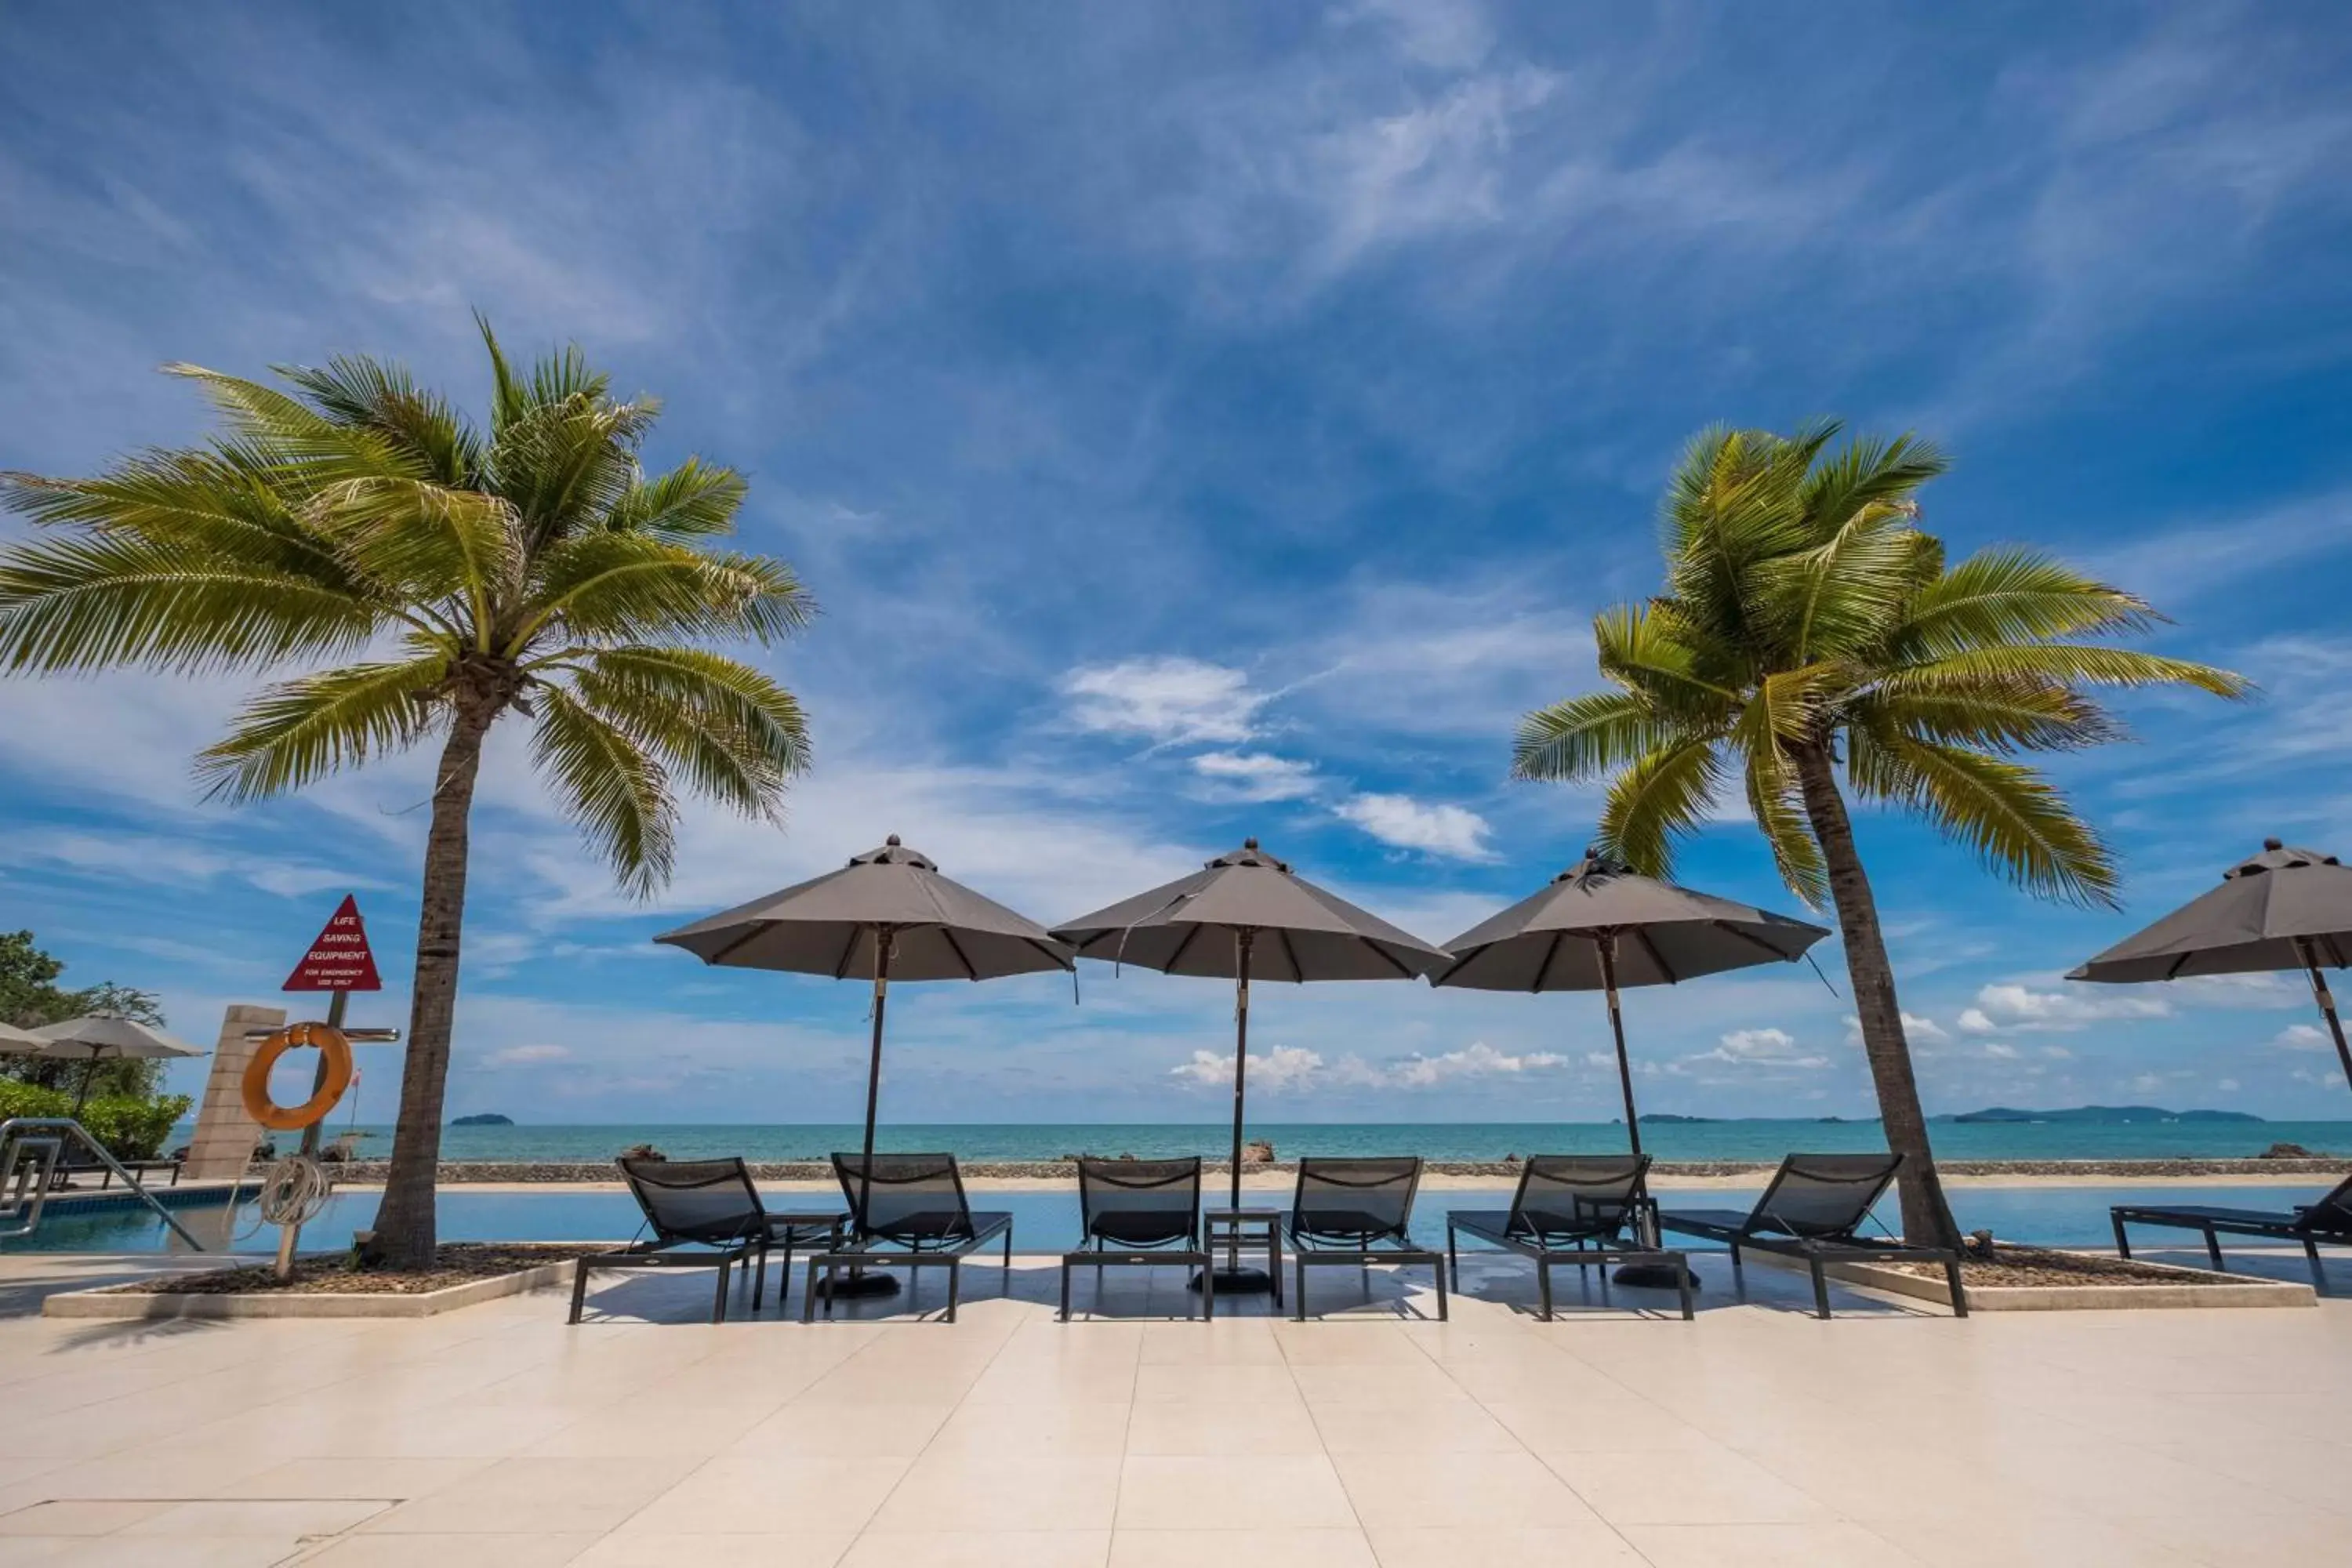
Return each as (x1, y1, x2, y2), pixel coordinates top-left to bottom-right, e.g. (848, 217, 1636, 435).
(0, 1082, 192, 1160)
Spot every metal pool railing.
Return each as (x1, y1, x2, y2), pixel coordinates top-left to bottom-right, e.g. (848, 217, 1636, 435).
(0, 1118, 205, 1249)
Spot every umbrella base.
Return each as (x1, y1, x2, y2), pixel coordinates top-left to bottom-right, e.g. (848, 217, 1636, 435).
(1189, 1266, 1275, 1295)
(1613, 1261, 1698, 1291)
(814, 1269, 902, 1300)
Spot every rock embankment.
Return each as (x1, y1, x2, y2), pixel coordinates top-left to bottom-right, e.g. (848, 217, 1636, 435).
(330, 1156, 2347, 1184)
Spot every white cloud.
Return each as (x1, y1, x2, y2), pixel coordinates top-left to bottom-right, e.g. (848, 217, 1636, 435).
(1389, 1040, 1566, 1087)
(1846, 1011, 1947, 1043)
(1190, 751, 1320, 801)
(1962, 982, 2172, 1033)
(1333, 792, 1496, 861)
(485, 1043, 571, 1066)
(2274, 1023, 2332, 1052)
(2218, 1078, 2240, 1092)
(1687, 1027, 1830, 1070)
(1171, 1044, 1324, 1091)
(1980, 1043, 2020, 1060)
(1062, 658, 1266, 746)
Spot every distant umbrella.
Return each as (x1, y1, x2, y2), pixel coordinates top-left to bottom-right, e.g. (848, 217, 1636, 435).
(2069, 837, 2352, 1092)
(1053, 839, 1450, 1236)
(656, 836, 1073, 1279)
(1431, 848, 1831, 1159)
(29, 1015, 205, 1117)
(0, 1021, 46, 1052)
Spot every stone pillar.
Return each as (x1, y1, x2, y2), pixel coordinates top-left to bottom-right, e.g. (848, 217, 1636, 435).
(184, 1003, 285, 1181)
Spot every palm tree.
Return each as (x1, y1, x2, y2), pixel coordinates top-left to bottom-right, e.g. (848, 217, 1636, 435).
(0, 321, 813, 1268)
(1514, 424, 2248, 1246)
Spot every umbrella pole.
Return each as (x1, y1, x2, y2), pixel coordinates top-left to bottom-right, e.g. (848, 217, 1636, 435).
(1599, 936, 1642, 1159)
(1598, 935, 1692, 1292)
(1230, 928, 1251, 1210)
(71, 1047, 99, 1120)
(1195, 927, 1275, 1295)
(2295, 937, 2352, 1094)
(822, 927, 902, 1301)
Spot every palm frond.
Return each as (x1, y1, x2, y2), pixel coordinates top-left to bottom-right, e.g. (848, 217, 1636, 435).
(161, 365, 414, 487)
(0, 531, 384, 673)
(276, 355, 482, 486)
(1894, 547, 2160, 658)
(571, 646, 808, 817)
(1590, 601, 1742, 718)
(530, 684, 675, 898)
(1512, 689, 1683, 783)
(1884, 644, 2252, 700)
(1742, 749, 1828, 908)
(1596, 738, 1726, 880)
(1850, 677, 2119, 753)
(516, 535, 813, 652)
(194, 655, 449, 803)
(311, 478, 521, 633)
(605, 457, 747, 539)
(1751, 510, 1922, 662)
(1850, 731, 2118, 906)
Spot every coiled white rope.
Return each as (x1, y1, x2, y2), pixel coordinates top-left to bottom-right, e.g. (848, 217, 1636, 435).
(239, 1154, 336, 1242)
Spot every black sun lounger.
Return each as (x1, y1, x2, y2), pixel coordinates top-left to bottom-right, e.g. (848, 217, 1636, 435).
(1657, 1152, 1967, 1319)
(572, 1156, 845, 1324)
(804, 1152, 1014, 1323)
(1286, 1156, 1446, 1321)
(1060, 1156, 1212, 1321)
(1446, 1154, 1692, 1320)
(2111, 1172, 2352, 1288)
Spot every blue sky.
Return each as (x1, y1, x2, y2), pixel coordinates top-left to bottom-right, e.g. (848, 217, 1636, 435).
(4, 2, 2350, 1125)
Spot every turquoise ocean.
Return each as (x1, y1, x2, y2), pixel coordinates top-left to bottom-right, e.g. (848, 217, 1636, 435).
(303, 1118, 2351, 1163)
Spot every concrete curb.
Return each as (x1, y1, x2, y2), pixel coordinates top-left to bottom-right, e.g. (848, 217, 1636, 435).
(1820, 1253, 2317, 1312)
(42, 1261, 574, 1319)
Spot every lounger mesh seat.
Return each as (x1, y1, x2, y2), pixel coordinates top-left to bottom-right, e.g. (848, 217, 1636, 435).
(803, 1152, 1014, 1323)
(2112, 1173, 2352, 1287)
(1446, 1154, 1692, 1320)
(1060, 1156, 1212, 1320)
(1285, 1156, 1446, 1321)
(1658, 1152, 1967, 1319)
(570, 1156, 844, 1324)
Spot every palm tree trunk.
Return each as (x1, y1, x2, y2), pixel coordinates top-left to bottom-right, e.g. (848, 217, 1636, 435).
(371, 699, 496, 1269)
(1791, 739, 1962, 1249)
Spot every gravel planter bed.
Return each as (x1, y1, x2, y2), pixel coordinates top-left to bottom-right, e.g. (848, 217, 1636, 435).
(44, 1244, 594, 1320)
(1880, 1245, 2237, 1288)
(334, 1156, 2350, 1184)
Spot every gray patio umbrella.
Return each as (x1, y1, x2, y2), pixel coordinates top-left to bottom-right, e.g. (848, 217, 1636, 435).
(1051, 838, 1450, 1261)
(29, 1015, 205, 1116)
(1431, 848, 1831, 1160)
(0, 1021, 45, 1052)
(2068, 838, 2352, 1091)
(656, 835, 1074, 1289)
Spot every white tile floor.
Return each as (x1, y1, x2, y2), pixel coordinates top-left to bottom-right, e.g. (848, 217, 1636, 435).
(0, 1245, 2342, 1565)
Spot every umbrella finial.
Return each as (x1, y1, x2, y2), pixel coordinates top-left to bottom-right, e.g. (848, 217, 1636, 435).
(2265, 837, 2284, 851)
(1243, 837, 1258, 850)
(887, 833, 902, 846)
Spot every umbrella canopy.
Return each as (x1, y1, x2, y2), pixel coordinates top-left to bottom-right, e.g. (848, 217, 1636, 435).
(27, 1015, 205, 1116)
(31, 1016, 202, 1058)
(657, 836, 1073, 1249)
(1432, 849, 1831, 1158)
(2069, 837, 2352, 1089)
(656, 836, 1074, 982)
(1051, 839, 1450, 982)
(0, 1020, 49, 1053)
(1054, 839, 1449, 1224)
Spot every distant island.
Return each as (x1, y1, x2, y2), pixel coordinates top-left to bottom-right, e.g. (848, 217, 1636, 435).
(1636, 1113, 1719, 1123)
(450, 1112, 515, 1127)
(1948, 1105, 2263, 1125)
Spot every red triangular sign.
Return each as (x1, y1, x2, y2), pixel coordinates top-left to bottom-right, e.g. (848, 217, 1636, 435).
(283, 895, 384, 993)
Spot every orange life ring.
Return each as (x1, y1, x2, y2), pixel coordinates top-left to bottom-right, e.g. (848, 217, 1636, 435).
(241, 1022, 355, 1131)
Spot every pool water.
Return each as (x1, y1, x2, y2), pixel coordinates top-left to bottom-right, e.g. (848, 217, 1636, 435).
(10, 1184, 2340, 1257)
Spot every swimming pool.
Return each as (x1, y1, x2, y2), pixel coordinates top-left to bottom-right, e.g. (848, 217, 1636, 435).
(8, 1183, 2342, 1257)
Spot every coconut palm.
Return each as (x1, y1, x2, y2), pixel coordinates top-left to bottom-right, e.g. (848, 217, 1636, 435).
(0, 322, 813, 1267)
(1513, 424, 2248, 1246)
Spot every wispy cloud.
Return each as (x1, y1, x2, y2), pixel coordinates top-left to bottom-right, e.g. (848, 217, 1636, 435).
(1334, 793, 1497, 862)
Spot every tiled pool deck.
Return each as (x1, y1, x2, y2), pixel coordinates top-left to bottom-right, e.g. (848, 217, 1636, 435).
(0, 1246, 2343, 1566)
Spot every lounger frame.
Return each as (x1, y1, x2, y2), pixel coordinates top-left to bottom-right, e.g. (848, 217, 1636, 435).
(1286, 1156, 1446, 1322)
(569, 1156, 841, 1324)
(1445, 1155, 1693, 1320)
(1658, 1152, 1969, 1319)
(1059, 1156, 1213, 1321)
(804, 1152, 1015, 1323)
(2111, 1175, 2352, 1289)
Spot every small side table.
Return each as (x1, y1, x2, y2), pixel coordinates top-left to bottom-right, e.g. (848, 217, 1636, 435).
(1200, 1206, 1284, 1301)
(764, 1210, 855, 1307)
